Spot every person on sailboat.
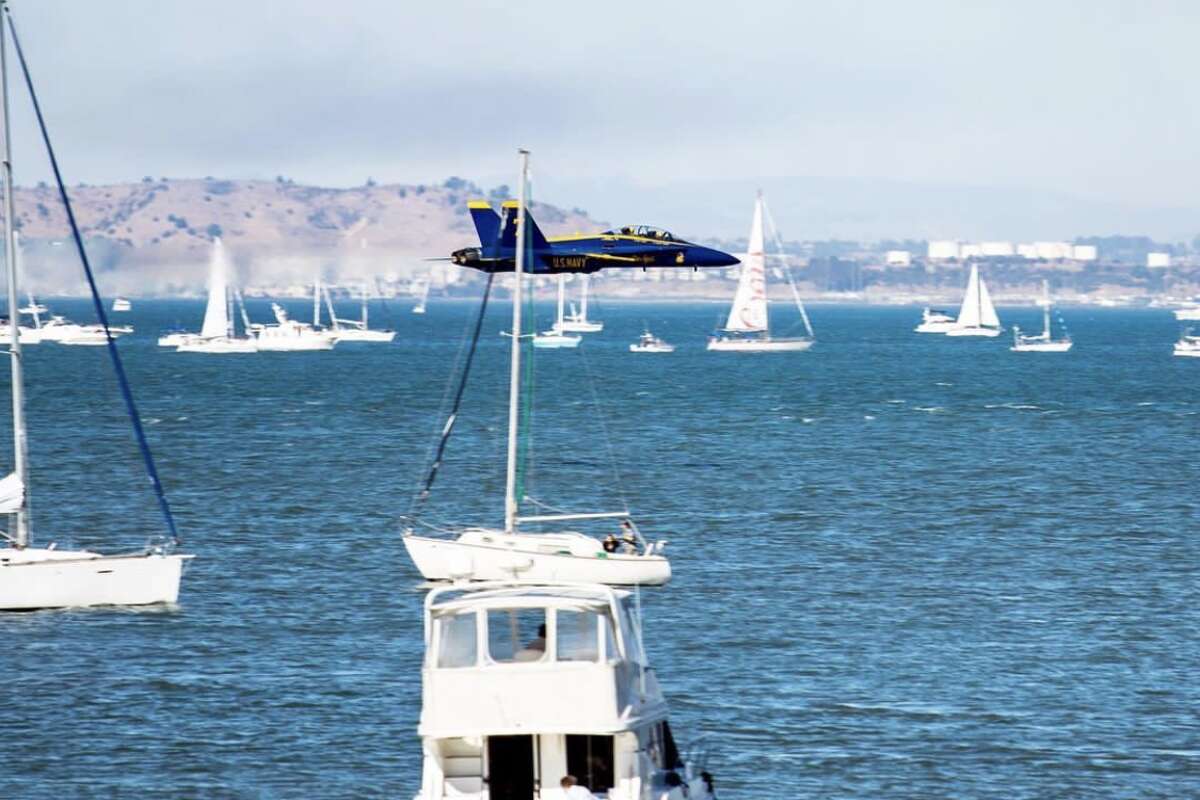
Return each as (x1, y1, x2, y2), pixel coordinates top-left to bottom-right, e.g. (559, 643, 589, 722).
(620, 520, 639, 554)
(603, 532, 620, 553)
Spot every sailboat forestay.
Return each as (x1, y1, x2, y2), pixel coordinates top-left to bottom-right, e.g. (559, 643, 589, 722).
(708, 191, 814, 352)
(945, 264, 1002, 337)
(1011, 280, 1071, 352)
(0, 7, 191, 610)
(403, 150, 670, 586)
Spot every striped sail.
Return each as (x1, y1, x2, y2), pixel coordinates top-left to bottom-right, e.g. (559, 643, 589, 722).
(724, 196, 768, 332)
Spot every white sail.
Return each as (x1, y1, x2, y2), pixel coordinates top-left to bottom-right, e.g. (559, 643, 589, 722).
(199, 238, 230, 339)
(724, 196, 768, 332)
(0, 471, 22, 513)
(978, 272, 1000, 328)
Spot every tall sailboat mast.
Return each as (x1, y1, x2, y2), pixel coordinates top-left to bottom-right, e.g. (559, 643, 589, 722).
(504, 149, 529, 534)
(1, 19, 29, 548)
(1042, 280, 1051, 339)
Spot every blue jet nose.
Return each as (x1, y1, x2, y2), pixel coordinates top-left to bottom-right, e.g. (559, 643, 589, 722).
(693, 246, 740, 267)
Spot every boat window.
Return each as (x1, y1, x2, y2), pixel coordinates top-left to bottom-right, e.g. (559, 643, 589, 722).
(556, 609, 601, 662)
(487, 608, 547, 663)
(436, 612, 478, 668)
(602, 613, 618, 662)
(566, 734, 615, 793)
(618, 599, 644, 664)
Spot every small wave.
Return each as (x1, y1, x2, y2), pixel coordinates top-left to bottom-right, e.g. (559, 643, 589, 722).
(1136, 401, 1155, 406)
(934, 381, 953, 387)
(802, 417, 816, 424)
(146, 417, 162, 425)
(913, 406, 944, 413)
(864, 415, 876, 421)
(176, 416, 188, 421)
(885, 399, 906, 404)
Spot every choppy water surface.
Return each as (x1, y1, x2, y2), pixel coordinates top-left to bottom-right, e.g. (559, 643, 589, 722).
(2, 298, 1197, 799)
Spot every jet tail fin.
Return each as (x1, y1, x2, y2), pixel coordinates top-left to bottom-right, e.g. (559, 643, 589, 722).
(467, 200, 502, 247)
(499, 201, 550, 251)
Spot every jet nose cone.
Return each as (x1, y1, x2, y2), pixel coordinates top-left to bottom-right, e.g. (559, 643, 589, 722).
(703, 247, 740, 267)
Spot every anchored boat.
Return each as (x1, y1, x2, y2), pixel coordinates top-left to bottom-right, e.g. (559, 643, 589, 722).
(0, 8, 191, 610)
(404, 151, 670, 586)
(1011, 280, 1072, 352)
(532, 274, 582, 349)
(945, 264, 1002, 337)
(914, 306, 957, 333)
(708, 191, 814, 352)
(414, 582, 715, 800)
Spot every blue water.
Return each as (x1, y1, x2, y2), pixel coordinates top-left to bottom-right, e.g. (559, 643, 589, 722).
(2, 298, 1197, 799)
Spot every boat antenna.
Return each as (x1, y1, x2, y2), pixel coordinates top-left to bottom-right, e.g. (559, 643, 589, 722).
(504, 150, 529, 534)
(0, 4, 29, 547)
(6, 7, 180, 546)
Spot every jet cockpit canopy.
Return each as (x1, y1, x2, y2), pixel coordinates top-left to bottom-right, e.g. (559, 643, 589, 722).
(606, 225, 678, 241)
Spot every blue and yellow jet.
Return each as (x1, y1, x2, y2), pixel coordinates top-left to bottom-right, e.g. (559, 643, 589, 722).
(449, 200, 739, 274)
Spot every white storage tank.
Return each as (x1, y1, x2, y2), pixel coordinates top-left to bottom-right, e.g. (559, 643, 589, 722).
(927, 240, 960, 260)
(1071, 245, 1098, 262)
(885, 250, 912, 266)
(1147, 252, 1171, 268)
(981, 241, 1015, 257)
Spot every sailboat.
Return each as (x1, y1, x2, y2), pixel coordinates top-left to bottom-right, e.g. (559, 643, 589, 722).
(707, 192, 814, 352)
(559, 274, 603, 333)
(175, 238, 257, 353)
(328, 284, 396, 343)
(532, 274, 582, 349)
(0, 8, 191, 609)
(111, 297, 131, 312)
(403, 151, 670, 586)
(945, 264, 1002, 337)
(1011, 280, 1072, 352)
(413, 278, 429, 315)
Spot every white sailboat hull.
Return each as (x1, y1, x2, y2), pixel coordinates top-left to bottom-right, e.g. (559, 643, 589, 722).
(335, 328, 396, 343)
(629, 343, 674, 353)
(0, 325, 42, 344)
(707, 336, 813, 352)
(403, 533, 671, 586)
(914, 320, 957, 333)
(1174, 307, 1200, 321)
(177, 337, 258, 354)
(945, 326, 1001, 337)
(158, 332, 199, 347)
(1173, 341, 1200, 357)
(1012, 339, 1072, 352)
(59, 332, 110, 346)
(254, 335, 336, 351)
(0, 548, 192, 611)
(532, 332, 581, 349)
(559, 320, 603, 333)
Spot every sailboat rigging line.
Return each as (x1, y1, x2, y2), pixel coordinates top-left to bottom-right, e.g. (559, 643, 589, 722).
(762, 198, 814, 338)
(6, 11, 179, 545)
(412, 272, 495, 508)
(576, 342, 630, 514)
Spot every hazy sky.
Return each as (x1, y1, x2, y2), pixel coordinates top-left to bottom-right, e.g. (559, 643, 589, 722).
(6, 1, 1198, 238)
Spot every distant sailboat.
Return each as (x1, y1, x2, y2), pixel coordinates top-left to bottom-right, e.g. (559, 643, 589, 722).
(532, 274, 581, 349)
(328, 284, 396, 343)
(559, 274, 603, 333)
(1011, 280, 1072, 352)
(1173, 330, 1200, 357)
(111, 297, 131, 312)
(412, 279, 429, 315)
(945, 264, 1002, 337)
(174, 238, 256, 353)
(708, 191, 814, 352)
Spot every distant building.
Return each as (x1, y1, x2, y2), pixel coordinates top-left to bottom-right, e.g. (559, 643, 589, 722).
(959, 243, 983, 259)
(1016, 243, 1039, 259)
(980, 241, 1014, 257)
(1034, 241, 1073, 260)
(1071, 245, 1098, 262)
(1147, 252, 1171, 268)
(927, 240, 959, 260)
(885, 250, 912, 266)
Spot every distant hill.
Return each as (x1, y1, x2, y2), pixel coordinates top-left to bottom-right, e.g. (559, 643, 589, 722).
(12, 177, 605, 295)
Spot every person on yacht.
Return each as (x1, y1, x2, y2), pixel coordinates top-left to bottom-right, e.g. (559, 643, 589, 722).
(514, 624, 546, 662)
(559, 776, 594, 799)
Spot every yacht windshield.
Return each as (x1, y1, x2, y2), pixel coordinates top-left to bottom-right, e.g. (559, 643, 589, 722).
(487, 608, 548, 663)
(435, 611, 478, 668)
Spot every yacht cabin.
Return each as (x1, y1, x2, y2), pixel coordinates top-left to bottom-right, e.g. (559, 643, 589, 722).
(417, 583, 712, 800)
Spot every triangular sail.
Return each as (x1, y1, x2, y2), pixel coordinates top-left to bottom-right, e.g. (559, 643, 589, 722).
(956, 265, 982, 328)
(0, 472, 23, 514)
(724, 196, 768, 332)
(200, 238, 230, 338)
(978, 273, 999, 328)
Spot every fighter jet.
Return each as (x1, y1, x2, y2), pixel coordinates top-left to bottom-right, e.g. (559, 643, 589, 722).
(448, 200, 739, 274)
